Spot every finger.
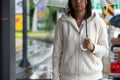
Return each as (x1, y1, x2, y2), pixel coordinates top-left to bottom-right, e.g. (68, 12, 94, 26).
(87, 39, 92, 44)
(87, 45, 91, 50)
(84, 41, 88, 46)
(85, 38, 91, 43)
(85, 42, 90, 49)
(85, 41, 90, 45)
(84, 42, 89, 48)
(85, 37, 89, 41)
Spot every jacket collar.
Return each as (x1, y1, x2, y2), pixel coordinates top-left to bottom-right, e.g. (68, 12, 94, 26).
(60, 12, 97, 32)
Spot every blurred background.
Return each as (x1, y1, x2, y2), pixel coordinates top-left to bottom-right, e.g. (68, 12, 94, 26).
(1, 0, 120, 80)
(15, 0, 120, 79)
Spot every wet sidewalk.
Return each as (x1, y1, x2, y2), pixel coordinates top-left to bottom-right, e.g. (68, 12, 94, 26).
(15, 38, 113, 80)
(16, 38, 22, 52)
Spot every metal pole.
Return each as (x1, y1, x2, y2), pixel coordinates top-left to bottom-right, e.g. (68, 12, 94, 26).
(19, 0, 31, 68)
(49, 6, 53, 34)
(27, 0, 30, 31)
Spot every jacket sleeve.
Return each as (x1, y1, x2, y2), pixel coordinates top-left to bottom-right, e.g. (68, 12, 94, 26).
(92, 17, 109, 57)
(52, 19, 63, 80)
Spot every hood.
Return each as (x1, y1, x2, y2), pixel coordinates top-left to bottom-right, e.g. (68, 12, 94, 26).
(60, 12, 99, 31)
(61, 12, 98, 23)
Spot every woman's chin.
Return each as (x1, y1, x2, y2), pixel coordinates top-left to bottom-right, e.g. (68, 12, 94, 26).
(74, 9, 85, 12)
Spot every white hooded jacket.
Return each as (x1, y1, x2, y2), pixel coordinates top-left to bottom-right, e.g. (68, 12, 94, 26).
(52, 13, 109, 80)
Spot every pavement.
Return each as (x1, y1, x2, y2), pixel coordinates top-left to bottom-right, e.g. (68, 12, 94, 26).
(16, 38, 22, 51)
(103, 73, 112, 80)
(15, 38, 114, 80)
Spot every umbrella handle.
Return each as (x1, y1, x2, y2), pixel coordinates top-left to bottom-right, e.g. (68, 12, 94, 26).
(85, 0, 88, 38)
(85, 19, 88, 37)
(81, 45, 87, 51)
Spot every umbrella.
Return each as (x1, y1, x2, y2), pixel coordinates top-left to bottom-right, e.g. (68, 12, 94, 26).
(33, 0, 68, 8)
(110, 14, 120, 28)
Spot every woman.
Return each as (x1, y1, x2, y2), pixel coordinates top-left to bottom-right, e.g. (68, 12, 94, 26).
(52, 0, 109, 80)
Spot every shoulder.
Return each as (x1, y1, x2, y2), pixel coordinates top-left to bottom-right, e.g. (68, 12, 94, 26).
(56, 14, 66, 29)
(56, 17, 63, 26)
(88, 12, 104, 24)
(90, 13, 107, 31)
(94, 13, 105, 24)
(56, 13, 71, 26)
(56, 14, 66, 24)
(90, 12, 106, 28)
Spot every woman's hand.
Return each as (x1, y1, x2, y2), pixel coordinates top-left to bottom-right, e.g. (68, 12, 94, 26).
(84, 37, 95, 52)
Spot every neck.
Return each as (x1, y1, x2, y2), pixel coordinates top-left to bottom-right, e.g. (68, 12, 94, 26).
(74, 10, 86, 27)
(74, 10, 86, 21)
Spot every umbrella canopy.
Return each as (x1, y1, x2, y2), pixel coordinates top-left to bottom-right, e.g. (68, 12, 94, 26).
(110, 14, 120, 28)
(33, 0, 68, 8)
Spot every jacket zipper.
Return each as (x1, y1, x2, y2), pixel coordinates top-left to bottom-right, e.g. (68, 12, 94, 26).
(78, 34, 80, 80)
(78, 36, 80, 80)
(78, 29, 81, 80)
(78, 23, 84, 80)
